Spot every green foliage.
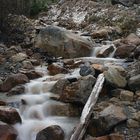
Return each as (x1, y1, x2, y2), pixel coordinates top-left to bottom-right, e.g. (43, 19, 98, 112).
(30, 0, 58, 16)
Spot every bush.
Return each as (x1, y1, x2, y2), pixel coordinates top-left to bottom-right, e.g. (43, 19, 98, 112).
(30, 0, 58, 16)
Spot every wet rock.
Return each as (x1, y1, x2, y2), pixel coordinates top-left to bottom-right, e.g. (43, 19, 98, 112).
(128, 74, 140, 91)
(47, 63, 68, 75)
(111, 0, 139, 6)
(1, 73, 29, 92)
(36, 125, 64, 140)
(0, 106, 22, 124)
(120, 90, 134, 101)
(11, 53, 28, 62)
(60, 75, 96, 104)
(122, 33, 140, 46)
(7, 85, 25, 96)
(79, 63, 95, 76)
(127, 119, 139, 128)
(22, 60, 34, 69)
(88, 105, 127, 136)
(0, 124, 17, 140)
(104, 65, 127, 88)
(114, 44, 136, 58)
(35, 25, 93, 58)
(134, 46, 140, 59)
(97, 45, 115, 58)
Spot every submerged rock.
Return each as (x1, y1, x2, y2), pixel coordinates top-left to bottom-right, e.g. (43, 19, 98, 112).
(35, 25, 93, 58)
(36, 125, 64, 140)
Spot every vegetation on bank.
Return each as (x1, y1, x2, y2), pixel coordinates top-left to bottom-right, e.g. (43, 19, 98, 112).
(30, 0, 58, 15)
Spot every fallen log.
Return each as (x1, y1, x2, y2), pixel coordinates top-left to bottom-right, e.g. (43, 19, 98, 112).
(70, 73, 105, 140)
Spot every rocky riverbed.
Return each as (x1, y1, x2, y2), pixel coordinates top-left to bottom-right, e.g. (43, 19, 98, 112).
(0, 0, 140, 140)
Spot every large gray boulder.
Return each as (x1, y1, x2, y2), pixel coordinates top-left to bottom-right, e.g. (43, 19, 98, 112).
(35, 26, 93, 58)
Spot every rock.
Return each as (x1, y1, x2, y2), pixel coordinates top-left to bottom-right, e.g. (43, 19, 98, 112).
(79, 63, 95, 76)
(128, 74, 140, 91)
(0, 101, 6, 106)
(134, 46, 140, 59)
(104, 65, 127, 88)
(36, 125, 64, 140)
(35, 25, 93, 58)
(60, 75, 96, 104)
(0, 106, 22, 124)
(20, 69, 42, 80)
(22, 60, 34, 69)
(47, 63, 68, 75)
(85, 133, 124, 140)
(114, 44, 136, 58)
(97, 45, 115, 58)
(111, 0, 138, 6)
(120, 90, 134, 101)
(7, 85, 25, 96)
(122, 33, 140, 46)
(133, 111, 140, 122)
(51, 75, 96, 104)
(43, 103, 80, 117)
(88, 105, 127, 136)
(127, 119, 139, 128)
(11, 53, 28, 62)
(1, 73, 29, 92)
(0, 124, 17, 140)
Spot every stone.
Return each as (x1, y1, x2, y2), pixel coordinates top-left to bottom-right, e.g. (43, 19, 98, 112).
(127, 119, 139, 128)
(22, 60, 34, 69)
(104, 65, 127, 88)
(59, 75, 96, 104)
(88, 105, 127, 136)
(133, 111, 140, 122)
(134, 46, 140, 59)
(128, 74, 140, 91)
(111, 0, 138, 6)
(123, 33, 140, 46)
(1, 73, 29, 92)
(0, 124, 17, 140)
(7, 85, 25, 96)
(109, 133, 124, 140)
(36, 125, 64, 140)
(0, 101, 6, 106)
(11, 53, 28, 62)
(0, 106, 22, 124)
(47, 63, 68, 75)
(43, 103, 80, 117)
(97, 45, 115, 58)
(120, 90, 134, 101)
(79, 63, 95, 76)
(114, 44, 136, 58)
(20, 70, 42, 80)
(35, 25, 93, 58)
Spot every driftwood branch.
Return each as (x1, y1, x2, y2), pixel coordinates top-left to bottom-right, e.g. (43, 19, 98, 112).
(70, 73, 105, 140)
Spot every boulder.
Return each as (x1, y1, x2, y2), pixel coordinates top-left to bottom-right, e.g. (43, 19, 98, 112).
(88, 105, 127, 136)
(61, 75, 96, 104)
(51, 75, 96, 105)
(36, 125, 64, 140)
(114, 44, 136, 58)
(128, 74, 140, 91)
(22, 60, 34, 69)
(11, 53, 28, 62)
(97, 45, 115, 58)
(104, 65, 127, 88)
(0, 106, 22, 124)
(47, 63, 68, 75)
(35, 25, 93, 58)
(1, 73, 29, 92)
(0, 124, 17, 140)
(79, 63, 95, 76)
(7, 85, 25, 96)
(120, 90, 134, 101)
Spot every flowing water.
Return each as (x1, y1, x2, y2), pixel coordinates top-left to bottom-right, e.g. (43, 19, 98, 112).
(0, 40, 122, 140)
(2, 66, 80, 140)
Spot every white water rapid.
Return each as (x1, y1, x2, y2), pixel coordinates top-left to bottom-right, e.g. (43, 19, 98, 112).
(5, 66, 81, 140)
